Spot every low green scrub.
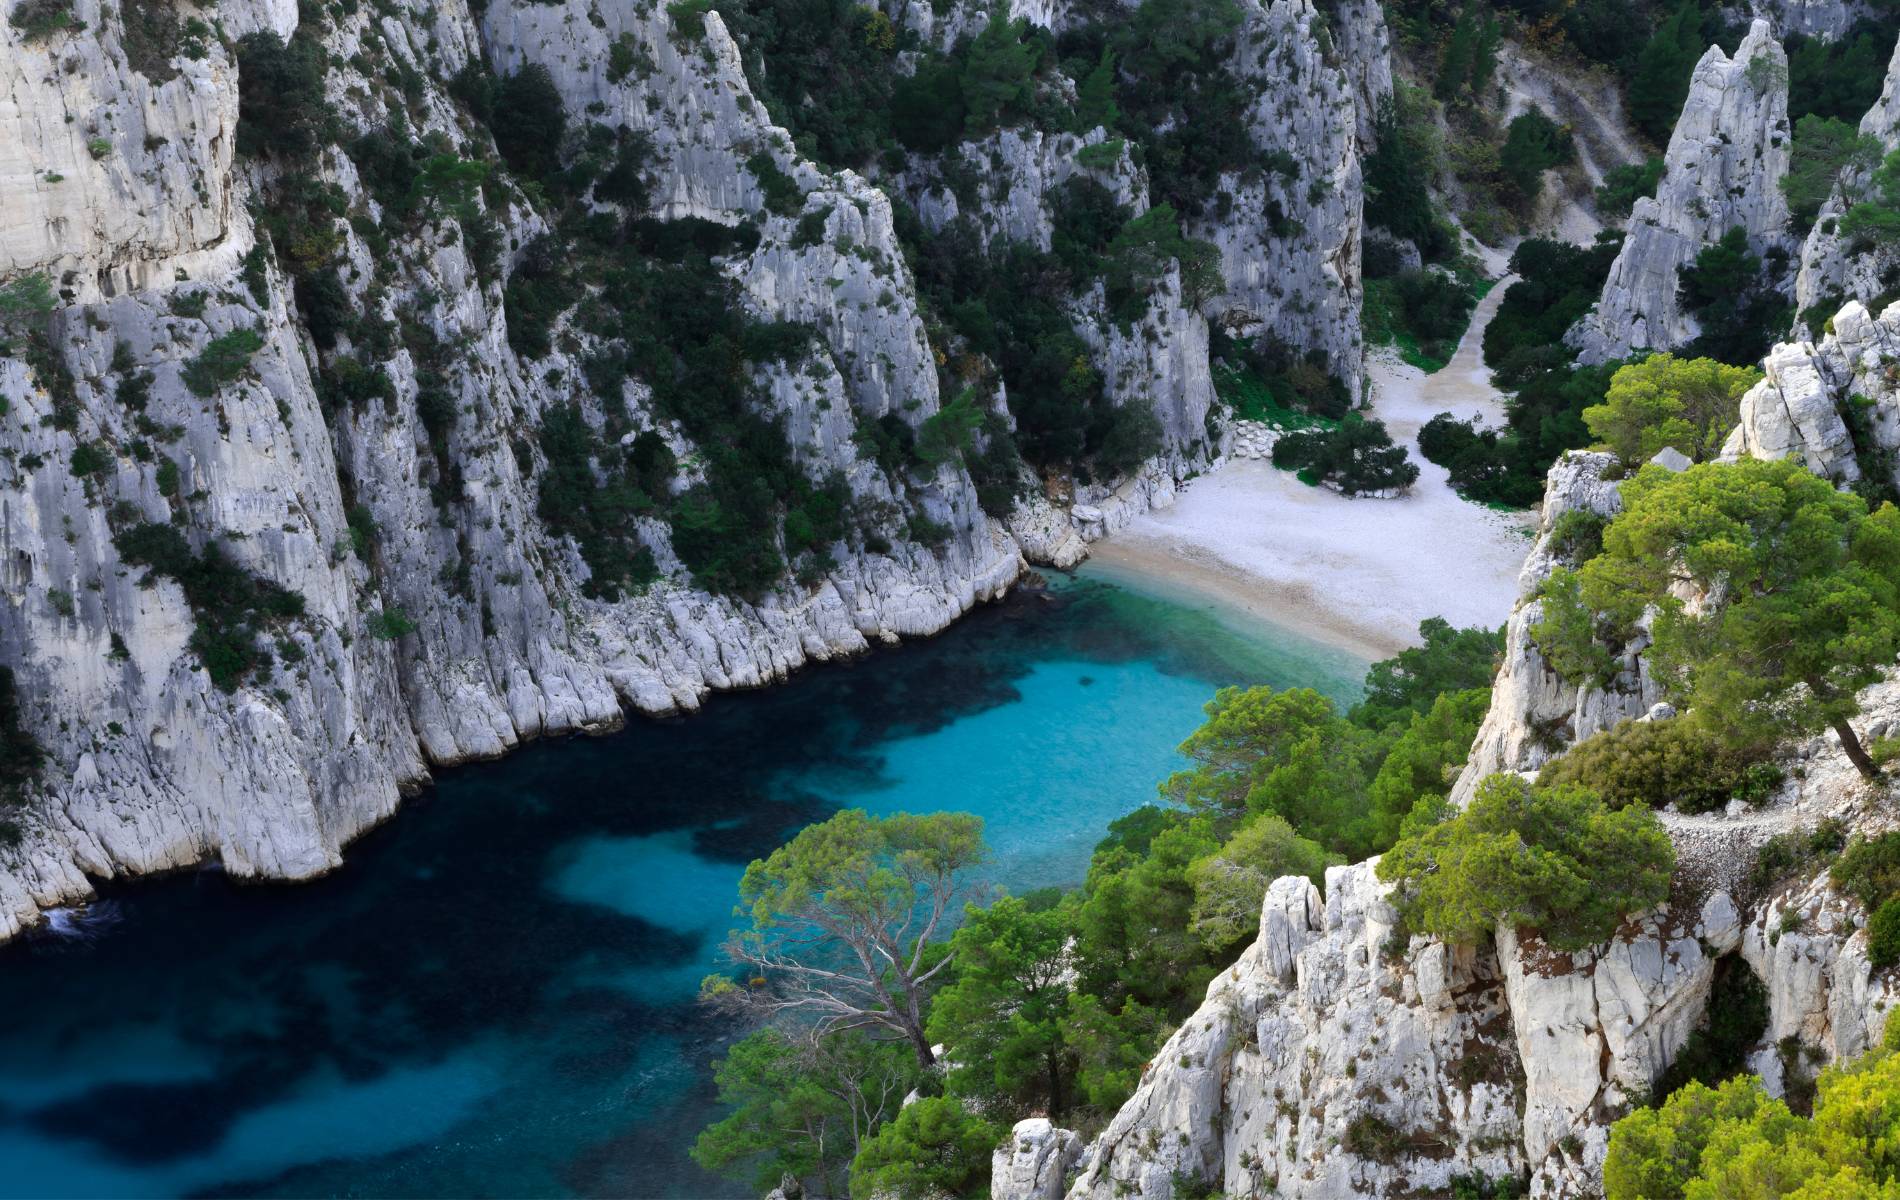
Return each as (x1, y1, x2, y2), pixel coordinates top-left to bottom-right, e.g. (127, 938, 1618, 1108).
(1538, 716, 1783, 814)
(1378, 773, 1675, 951)
(1831, 831, 1900, 909)
(1270, 417, 1420, 496)
(1604, 1011, 1900, 1200)
(1362, 268, 1483, 372)
(113, 522, 306, 691)
(1748, 819, 1846, 896)
(181, 328, 266, 398)
(1595, 158, 1664, 217)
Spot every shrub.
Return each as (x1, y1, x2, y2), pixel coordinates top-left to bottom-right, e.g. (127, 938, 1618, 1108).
(846, 1096, 1000, 1200)
(1271, 418, 1419, 496)
(1582, 353, 1762, 469)
(181, 327, 265, 396)
(68, 443, 111, 478)
(233, 31, 330, 162)
(10, 0, 77, 40)
(489, 64, 567, 182)
(1538, 716, 1782, 814)
(367, 607, 416, 640)
(1605, 1011, 1900, 1199)
(1749, 819, 1847, 895)
(1498, 107, 1574, 209)
(1377, 773, 1675, 951)
(1545, 508, 1606, 565)
(0, 274, 56, 324)
(1596, 158, 1664, 216)
(113, 522, 306, 691)
(1832, 831, 1900, 909)
(1868, 897, 1900, 968)
(745, 152, 803, 217)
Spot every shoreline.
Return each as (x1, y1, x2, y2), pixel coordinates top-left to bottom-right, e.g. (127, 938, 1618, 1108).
(1090, 282, 1538, 663)
(1083, 541, 1396, 662)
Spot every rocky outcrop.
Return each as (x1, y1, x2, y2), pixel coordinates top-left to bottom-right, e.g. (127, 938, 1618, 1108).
(1066, 867, 1528, 1200)
(1720, 296, 1900, 490)
(1035, 409, 1900, 1197)
(1793, 34, 1900, 329)
(1572, 19, 1793, 361)
(1741, 0, 1876, 43)
(1200, 0, 1381, 399)
(991, 1118, 1083, 1200)
(1449, 452, 1660, 807)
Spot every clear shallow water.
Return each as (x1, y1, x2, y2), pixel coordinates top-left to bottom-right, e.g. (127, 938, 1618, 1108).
(0, 570, 1364, 1199)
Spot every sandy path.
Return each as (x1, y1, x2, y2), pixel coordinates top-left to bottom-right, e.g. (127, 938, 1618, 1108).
(1091, 282, 1538, 661)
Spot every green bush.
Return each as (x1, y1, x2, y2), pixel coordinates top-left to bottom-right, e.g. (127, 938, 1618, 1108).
(1596, 158, 1664, 216)
(489, 64, 567, 183)
(0, 667, 45, 806)
(1869, 897, 1900, 967)
(181, 327, 265, 397)
(1377, 773, 1675, 950)
(367, 608, 417, 640)
(1498, 108, 1575, 210)
(10, 0, 78, 40)
(113, 522, 306, 691)
(846, 1097, 1000, 1200)
(233, 31, 331, 162)
(1538, 716, 1782, 814)
(1749, 819, 1846, 895)
(1832, 831, 1900, 909)
(1270, 418, 1419, 496)
(1546, 508, 1606, 565)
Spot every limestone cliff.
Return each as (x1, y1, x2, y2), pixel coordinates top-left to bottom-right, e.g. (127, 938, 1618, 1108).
(0, 0, 1395, 937)
(1572, 19, 1793, 361)
(1793, 33, 1900, 329)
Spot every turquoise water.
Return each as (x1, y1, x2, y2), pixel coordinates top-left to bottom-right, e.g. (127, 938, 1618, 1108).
(0, 570, 1364, 1198)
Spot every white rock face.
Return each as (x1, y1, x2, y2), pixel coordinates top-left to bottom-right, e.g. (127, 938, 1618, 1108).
(1793, 34, 1900, 328)
(3, 0, 1385, 933)
(1450, 452, 1661, 807)
(1060, 688, 1900, 1199)
(1742, 0, 1875, 42)
(0, 0, 254, 301)
(992, 1118, 1083, 1200)
(1068, 865, 1527, 1199)
(1572, 19, 1793, 361)
(1720, 298, 1900, 491)
(1200, 0, 1382, 399)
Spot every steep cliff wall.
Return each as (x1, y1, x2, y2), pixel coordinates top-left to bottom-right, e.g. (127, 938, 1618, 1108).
(1572, 19, 1793, 361)
(1793, 34, 1900, 328)
(0, 0, 1403, 937)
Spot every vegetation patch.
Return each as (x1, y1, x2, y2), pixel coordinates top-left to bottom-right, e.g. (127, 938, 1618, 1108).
(113, 522, 305, 691)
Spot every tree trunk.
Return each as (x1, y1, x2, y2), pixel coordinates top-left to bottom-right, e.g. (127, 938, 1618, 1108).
(907, 1021, 936, 1068)
(1048, 1049, 1064, 1122)
(1834, 716, 1883, 781)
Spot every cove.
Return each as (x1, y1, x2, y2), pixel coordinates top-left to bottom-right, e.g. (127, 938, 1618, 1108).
(0, 570, 1365, 1199)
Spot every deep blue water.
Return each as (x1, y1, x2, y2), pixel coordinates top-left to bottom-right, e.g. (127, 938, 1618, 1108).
(0, 570, 1364, 1198)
